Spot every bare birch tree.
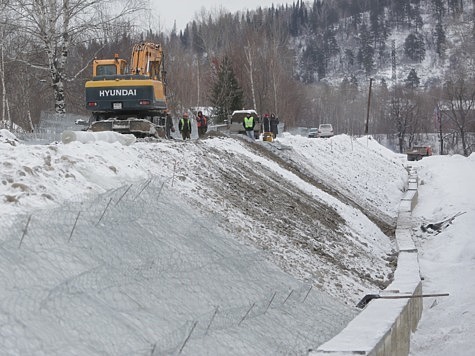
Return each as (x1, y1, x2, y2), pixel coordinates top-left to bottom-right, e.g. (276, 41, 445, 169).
(7, 0, 144, 115)
(0, 39, 9, 128)
(389, 86, 418, 153)
(443, 73, 475, 156)
(243, 38, 257, 111)
(0, 0, 13, 128)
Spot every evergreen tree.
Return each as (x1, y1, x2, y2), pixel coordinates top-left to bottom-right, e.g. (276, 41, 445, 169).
(405, 68, 420, 89)
(191, 21, 205, 56)
(301, 38, 326, 82)
(340, 76, 350, 92)
(301, 43, 318, 83)
(390, 0, 411, 26)
(290, 0, 308, 36)
(315, 47, 326, 80)
(447, 0, 462, 14)
(180, 26, 190, 48)
(369, 1, 383, 39)
(323, 28, 340, 64)
(326, 7, 339, 27)
(434, 21, 446, 58)
(357, 23, 374, 75)
(349, 2, 362, 30)
(210, 56, 243, 123)
(344, 48, 355, 68)
(431, 0, 445, 22)
(409, 1, 424, 30)
(369, 1, 389, 65)
(380, 78, 389, 96)
(350, 74, 358, 89)
(289, 4, 300, 36)
(404, 33, 426, 62)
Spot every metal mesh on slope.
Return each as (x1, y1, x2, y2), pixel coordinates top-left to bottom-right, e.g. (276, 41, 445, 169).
(0, 177, 357, 356)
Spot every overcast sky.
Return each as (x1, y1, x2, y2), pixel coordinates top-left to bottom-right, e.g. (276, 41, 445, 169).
(150, 0, 291, 32)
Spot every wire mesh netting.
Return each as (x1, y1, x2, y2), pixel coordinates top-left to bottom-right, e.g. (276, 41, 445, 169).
(0, 177, 357, 355)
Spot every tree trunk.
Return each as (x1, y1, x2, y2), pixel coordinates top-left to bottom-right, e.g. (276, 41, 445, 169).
(49, 0, 71, 115)
(1, 44, 7, 127)
(438, 125, 444, 156)
(245, 42, 257, 110)
(272, 58, 278, 114)
(398, 133, 404, 153)
(6, 98, 11, 130)
(461, 127, 469, 156)
(436, 107, 444, 155)
(51, 71, 66, 114)
(27, 110, 34, 132)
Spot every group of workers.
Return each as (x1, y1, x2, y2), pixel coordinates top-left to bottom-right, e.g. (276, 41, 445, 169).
(243, 112, 279, 140)
(166, 110, 208, 140)
(167, 110, 279, 141)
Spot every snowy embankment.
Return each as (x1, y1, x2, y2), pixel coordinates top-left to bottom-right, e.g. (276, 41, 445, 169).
(0, 130, 408, 304)
(0, 129, 411, 354)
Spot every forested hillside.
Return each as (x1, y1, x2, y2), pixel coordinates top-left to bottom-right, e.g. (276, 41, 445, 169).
(1, 0, 474, 154)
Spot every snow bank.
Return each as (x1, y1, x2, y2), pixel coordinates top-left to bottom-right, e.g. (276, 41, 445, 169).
(0, 128, 19, 145)
(61, 130, 136, 145)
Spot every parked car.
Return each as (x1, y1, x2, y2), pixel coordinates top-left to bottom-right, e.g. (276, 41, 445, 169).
(308, 128, 318, 138)
(317, 124, 334, 138)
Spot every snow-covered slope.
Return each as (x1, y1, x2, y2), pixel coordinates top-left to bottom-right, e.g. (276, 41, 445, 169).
(1, 131, 408, 303)
(0, 129, 410, 354)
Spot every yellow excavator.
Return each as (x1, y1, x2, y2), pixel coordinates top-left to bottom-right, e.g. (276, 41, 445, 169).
(85, 42, 168, 137)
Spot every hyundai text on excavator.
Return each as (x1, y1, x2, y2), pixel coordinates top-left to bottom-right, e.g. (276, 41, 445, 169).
(85, 42, 168, 137)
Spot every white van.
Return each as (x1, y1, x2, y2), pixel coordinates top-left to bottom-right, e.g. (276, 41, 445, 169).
(317, 124, 334, 138)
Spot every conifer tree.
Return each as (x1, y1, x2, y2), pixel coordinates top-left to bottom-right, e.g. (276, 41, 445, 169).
(434, 22, 446, 58)
(357, 23, 374, 75)
(210, 56, 243, 123)
(404, 33, 426, 62)
(405, 68, 420, 89)
(431, 0, 445, 21)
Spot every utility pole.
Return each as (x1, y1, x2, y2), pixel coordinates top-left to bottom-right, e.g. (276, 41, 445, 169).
(365, 78, 373, 135)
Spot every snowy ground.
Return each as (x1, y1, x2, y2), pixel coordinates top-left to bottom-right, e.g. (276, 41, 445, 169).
(1, 128, 474, 354)
(409, 154, 475, 355)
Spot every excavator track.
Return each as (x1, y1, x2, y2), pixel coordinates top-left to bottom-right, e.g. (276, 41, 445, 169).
(89, 118, 163, 138)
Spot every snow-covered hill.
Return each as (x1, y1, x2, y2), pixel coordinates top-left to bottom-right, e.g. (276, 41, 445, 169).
(1, 130, 408, 304)
(1, 128, 474, 355)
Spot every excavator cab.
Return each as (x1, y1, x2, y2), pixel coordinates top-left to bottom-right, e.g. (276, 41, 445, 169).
(92, 55, 127, 77)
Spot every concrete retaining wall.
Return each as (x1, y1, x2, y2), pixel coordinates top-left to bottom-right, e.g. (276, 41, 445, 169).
(310, 168, 422, 356)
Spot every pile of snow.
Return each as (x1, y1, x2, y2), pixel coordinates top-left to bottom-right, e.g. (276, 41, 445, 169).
(0, 128, 19, 145)
(61, 130, 136, 145)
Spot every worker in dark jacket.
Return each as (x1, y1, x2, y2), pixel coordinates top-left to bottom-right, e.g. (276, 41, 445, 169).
(242, 112, 256, 140)
(196, 111, 208, 138)
(270, 113, 279, 138)
(262, 113, 271, 133)
(165, 113, 175, 139)
(179, 112, 192, 140)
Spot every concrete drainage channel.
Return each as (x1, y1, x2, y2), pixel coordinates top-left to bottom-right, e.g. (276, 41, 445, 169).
(311, 167, 423, 356)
